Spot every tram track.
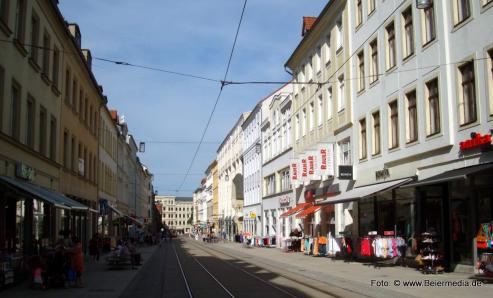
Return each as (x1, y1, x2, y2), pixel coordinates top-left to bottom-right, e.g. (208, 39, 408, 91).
(183, 238, 370, 298)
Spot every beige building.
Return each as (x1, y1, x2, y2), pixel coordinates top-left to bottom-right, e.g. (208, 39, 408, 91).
(155, 195, 193, 234)
(284, 0, 354, 237)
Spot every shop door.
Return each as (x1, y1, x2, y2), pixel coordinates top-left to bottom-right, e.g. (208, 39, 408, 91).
(450, 180, 473, 265)
(420, 186, 445, 256)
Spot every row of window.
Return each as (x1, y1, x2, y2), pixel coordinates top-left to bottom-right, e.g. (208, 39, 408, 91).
(62, 129, 97, 183)
(99, 118, 117, 159)
(358, 54, 491, 160)
(0, 66, 58, 160)
(264, 167, 291, 196)
(64, 67, 99, 136)
(163, 213, 190, 218)
(99, 161, 116, 196)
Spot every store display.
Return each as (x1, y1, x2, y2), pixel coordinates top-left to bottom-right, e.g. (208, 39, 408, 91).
(476, 223, 493, 279)
(420, 232, 444, 274)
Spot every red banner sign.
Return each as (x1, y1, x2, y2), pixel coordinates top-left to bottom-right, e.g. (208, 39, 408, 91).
(459, 133, 492, 151)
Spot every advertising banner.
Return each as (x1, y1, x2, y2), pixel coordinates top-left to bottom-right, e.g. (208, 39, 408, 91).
(306, 151, 320, 181)
(300, 153, 308, 184)
(290, 158, 300, 188)
(317, 143, 335, 178)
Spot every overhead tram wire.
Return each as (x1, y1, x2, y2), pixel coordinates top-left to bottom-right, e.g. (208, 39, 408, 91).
(176, 0, 248, 193)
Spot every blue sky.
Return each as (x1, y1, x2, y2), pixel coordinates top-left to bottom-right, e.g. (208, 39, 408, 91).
(58, 0, 327, 196)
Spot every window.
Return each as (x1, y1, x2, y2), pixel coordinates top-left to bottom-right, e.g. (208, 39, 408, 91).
(317, 95, 323, 126)
(488, 49, 493, 116)
(72, 79, 77, 110)
(64, 69, 71, 104)
(324, 35, 331, 65)
(327, 87, 333, 120)
(52, 46, 60, 88)
(372, 111, 381, 155)
(71, 136, 76, 171)
(63, 130, 69, 167)
(356, 0, 363, 27)
(39, 106, 47, 156)
(0, 0, 9, 24)
(305, 60, 313, 82)
(385, 22, 396, 70)
(10, 81, 21, 140)
(302, 108, 306, 136)
(49, 116, 56, 160)
(339, 140, 351, 165)
(42, 32, 50, 75)
(370, 39, 379, 83)
(402, 7, 414, 59)
(422, 1, 436, 45)
(309, 102, 314, 131)
(456, 0, 471, 24)
(357, 51, 365, 91)
(426, 78, 440, 135)
(29, 12, 39, 64)
(359, 118, 367, 160)
(314, 47, 321, 74)
(483, 0, 493, 7)
(0, 65, 4, 131)
(406, 90, 418, 143)
(280, 168, 291, 191)
(368, 0, 375, 15)
(89, 105, 93, 130)
(26, 95, 35, 148)
(336, 18, 343, 50)
(389, 101, 399, 149)
(14, 0, 26, 41)
(265, 175, 275, 195)
(337, 75, 345, 111)
(458, 61, 477, 125)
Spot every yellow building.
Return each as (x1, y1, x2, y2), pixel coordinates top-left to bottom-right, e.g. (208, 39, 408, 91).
(211, 160, 219, 232)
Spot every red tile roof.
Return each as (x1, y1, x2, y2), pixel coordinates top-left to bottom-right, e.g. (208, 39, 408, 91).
(110, 110, 118, 121)
(302, 16, 317, 36)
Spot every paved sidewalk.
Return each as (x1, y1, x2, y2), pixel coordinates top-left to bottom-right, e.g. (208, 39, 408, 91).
(0, 244, 158, 298)
(206, 240, 492, 298)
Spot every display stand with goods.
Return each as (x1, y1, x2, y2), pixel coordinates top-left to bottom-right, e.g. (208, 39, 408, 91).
(420, 232, 444, 274)
(475, 222, 493, 280)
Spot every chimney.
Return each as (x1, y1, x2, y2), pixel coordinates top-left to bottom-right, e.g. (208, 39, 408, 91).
(67, 23, 81, 48)
(82, 49, 92, 70)
(302, 17, 317, 37)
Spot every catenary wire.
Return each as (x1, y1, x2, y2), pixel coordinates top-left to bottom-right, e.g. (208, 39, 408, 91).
(176, 0, 248, 193)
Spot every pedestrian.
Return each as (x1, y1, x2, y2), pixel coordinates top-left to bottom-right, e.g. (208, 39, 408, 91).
(67, 236, 84, 288)
(89, 233, 99, 261)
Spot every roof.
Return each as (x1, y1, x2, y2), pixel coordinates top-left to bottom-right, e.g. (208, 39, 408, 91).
(302, 17, 317, 36)
(217, 112, 251, 153)
(175, 197, 193, 202)
(110, 110, 118, 122)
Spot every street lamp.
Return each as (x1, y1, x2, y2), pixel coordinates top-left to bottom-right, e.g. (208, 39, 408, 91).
(416, 0, 432, 9)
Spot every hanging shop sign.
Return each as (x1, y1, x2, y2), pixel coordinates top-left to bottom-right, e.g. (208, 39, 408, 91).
(290, 159, 299, 187)
(375, 168, 390, 181)
(15, 162, 35, 181)
(249, 212, 257, 219)
(279, 195, 291, 207)
(338, 165, 353, 180)
(459, 132, 492, 151)
(307, 151, 319, 181)
(316, 143, 335, 178)
(300, 154, 308, 183)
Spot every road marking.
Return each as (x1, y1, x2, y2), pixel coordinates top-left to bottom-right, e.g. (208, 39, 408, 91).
(172, 243, 194, 298)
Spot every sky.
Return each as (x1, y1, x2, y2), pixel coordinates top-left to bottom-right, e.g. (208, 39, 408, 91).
(58, 0, 327, 197)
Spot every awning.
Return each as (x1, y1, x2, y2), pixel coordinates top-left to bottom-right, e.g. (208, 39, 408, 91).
(317, 178, 413, 205)
(108, 204, 124, 217)
(280, 203, 311, 217)
(401, 163, 493, 188)
(125, 215, 144, 226)
(63, 196, 95, 212)
(295, 204, 321, 219)
(0, 175, 71, 210)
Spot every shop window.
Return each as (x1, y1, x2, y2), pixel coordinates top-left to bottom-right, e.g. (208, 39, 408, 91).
(395, 188, 416, 250)
(359, 198, 375, 236)
(376, 192, 394, 234)
(450, 179, 473, 265)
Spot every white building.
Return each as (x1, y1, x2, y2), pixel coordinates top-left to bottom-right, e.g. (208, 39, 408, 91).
(155, 195, 193, 234)
(242, 98, 269, 238)
(217, 112, 250, 240)
(260, 83, 294, 248)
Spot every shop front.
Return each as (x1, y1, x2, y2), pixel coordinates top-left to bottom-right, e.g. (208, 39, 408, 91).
(243, 204, 261, 241)
(262, 191, 293, 248)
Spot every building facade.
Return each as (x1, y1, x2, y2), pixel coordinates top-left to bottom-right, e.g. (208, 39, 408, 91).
(217, 112, 250, 240)
(156, 195, 192, 234)
(284, 0, 354, 240)
(260, 83, 294, 248)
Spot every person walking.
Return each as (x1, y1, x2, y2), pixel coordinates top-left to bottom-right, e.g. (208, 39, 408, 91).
(67, 237, 84, 288)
